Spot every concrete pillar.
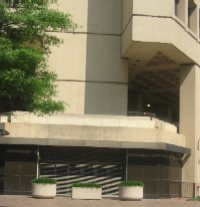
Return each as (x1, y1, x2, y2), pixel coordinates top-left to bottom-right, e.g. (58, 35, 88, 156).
(180, 64, 200, 183)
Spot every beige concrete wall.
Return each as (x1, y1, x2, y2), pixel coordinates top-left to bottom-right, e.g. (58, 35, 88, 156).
(84, 35, 128, 115)
(6, 112, 179, 133)
(48, 0, 128, 115)
(84, 83, 128, 115)
(84, 36, 127, 82)
(122, 0, 175, 32)
(132, 0, 174, 17)
(48, 33, 87, 80)
(3, 123, 185, 147)
(54, 0, 122, 34)
(56, 81, 85, 114)
(1, 114, 185, 148)
(49, 34, 128, 115)
(180, 64, 200, 183)
(122, 0, 133, 31)
(121, 18, 133, 57)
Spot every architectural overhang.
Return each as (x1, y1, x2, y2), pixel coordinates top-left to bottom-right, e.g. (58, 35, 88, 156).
(0, 136, 191, 155)
(122, 16, 198, 65)
(122, 0, 200, 66)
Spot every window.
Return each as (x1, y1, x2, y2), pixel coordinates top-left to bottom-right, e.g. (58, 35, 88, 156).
(174, 0, 187, 24)
(188, 0, 197, 34)
(175, 0, 180, 17)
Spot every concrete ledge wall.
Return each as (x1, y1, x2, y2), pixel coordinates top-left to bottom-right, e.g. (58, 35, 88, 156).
(7, 112, 176, 132)
(0, 113, 185, 148)
(1, 123, 185, 147)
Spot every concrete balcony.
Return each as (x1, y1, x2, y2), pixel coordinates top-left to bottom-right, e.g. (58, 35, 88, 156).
(122, 0, 200, 66)
(0, 112, 188, 154)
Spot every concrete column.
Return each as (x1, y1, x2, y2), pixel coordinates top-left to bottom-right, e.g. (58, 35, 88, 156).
(180, 64, 200, 183)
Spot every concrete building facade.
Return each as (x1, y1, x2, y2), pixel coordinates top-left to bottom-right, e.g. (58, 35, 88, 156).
(0, 0, 200, 198)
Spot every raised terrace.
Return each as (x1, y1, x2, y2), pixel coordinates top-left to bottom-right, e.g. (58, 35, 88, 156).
(0, 112, 187, 153)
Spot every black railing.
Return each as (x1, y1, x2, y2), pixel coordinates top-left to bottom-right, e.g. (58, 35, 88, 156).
(128, 111, 156, 119)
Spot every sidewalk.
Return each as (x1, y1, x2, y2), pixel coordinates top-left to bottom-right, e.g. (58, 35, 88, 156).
(0, 195, 199, 207)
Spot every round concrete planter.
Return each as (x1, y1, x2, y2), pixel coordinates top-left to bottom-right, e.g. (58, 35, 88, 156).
(32, 183, 56, 199)
(72, 187, 102, 200)
(119, 186, 143, 200)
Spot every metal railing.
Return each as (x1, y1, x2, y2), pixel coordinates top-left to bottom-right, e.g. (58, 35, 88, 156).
(128, 111, 156, 119)
(169, 182, 197, 198)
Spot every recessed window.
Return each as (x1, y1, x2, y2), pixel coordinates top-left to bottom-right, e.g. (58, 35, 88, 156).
(174, 0, 186, 24)
(199, 9, 200, 38)
(175, 0, 180, 17)
(188, 0, 197, 34)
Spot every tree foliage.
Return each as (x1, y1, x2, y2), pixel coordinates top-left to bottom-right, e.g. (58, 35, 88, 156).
(0, 0, 76, 114)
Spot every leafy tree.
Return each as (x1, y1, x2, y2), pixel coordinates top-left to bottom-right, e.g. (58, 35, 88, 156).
(0, 0, 76, 114)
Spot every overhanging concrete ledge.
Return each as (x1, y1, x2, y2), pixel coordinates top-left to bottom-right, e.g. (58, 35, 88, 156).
(0, 136, 191, 155)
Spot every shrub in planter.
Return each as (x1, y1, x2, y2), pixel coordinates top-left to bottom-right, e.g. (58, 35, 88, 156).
(72, 182, 102, 200)
(32, 177, 57, 199)
(119, 181, 144, 200)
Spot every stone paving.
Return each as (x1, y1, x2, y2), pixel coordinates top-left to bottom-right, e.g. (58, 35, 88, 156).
(0, 195, 200, 207)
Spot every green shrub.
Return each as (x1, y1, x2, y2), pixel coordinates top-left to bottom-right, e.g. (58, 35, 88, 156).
(119, 181, 144, 187)
(32, 177, 57, 185)
(72, 182, 101, 188)
(191, 196, 200, 201)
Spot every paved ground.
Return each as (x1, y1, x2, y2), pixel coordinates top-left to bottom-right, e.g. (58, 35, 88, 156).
(0, 195, 200, 207)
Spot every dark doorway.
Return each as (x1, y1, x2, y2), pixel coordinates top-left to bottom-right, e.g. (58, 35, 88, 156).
(39, 147, 125, 196)
(0, 146, 5, 194)
(2, 145, 37, 195)
(127, 150, 182, 198)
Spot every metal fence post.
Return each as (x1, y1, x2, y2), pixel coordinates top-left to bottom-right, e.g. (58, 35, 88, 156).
(179, 182, 182, 199)
(193, 183, 196, 198)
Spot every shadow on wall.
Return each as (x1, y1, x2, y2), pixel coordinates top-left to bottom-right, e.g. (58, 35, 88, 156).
(84, 0, 128, 115)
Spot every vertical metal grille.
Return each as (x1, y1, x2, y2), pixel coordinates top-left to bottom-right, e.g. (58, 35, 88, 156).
(127, 150, 182, 198)
(39, 147, 125, 196)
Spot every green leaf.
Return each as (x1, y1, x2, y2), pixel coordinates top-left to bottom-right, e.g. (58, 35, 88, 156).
(119, 181, 144, 187)
(0, 1, 76, 114)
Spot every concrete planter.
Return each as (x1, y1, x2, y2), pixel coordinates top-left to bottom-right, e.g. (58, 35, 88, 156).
(72, 187, 102, 200)
(0, 112, 13, 123)
(119, 186, 143, 200)
(32, 183, 56, 198)
(0, 115, 8, 123)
